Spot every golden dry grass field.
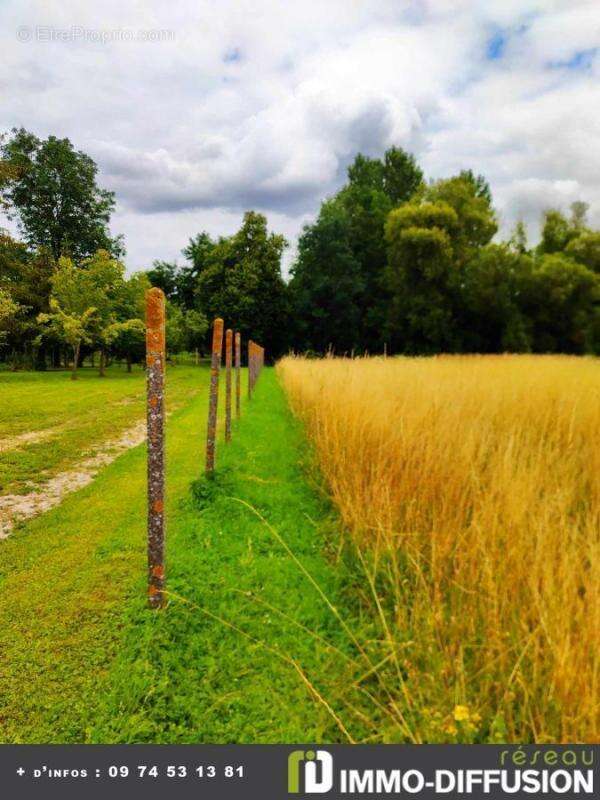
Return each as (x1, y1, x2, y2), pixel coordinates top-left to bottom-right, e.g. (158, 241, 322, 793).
(278, 354, 599, 743)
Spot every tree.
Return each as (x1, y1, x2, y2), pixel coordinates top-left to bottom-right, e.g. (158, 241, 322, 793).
(37, 259, 99, 380)
(289, 200, 364, 353)
(383, 147, 424, 205)
(105, 319, 146, 372)
(183, 309, 208, 354)
(459, 169, 493, 205)
(0, 128, 122, 260)
(195, 212, 289, 357)
(146, 260, 179, 301)
(0, 288, 21, 346)
(106, 271, 150, 370)
(426, 174, 497, 260)
(570, 200, 589, 229)
(290, 147, 424, 353)
(384, 174, 497, 353)
(509, 220, 529, 255)
(165, 301, 186, 355)
(80, 251, 127, 375)
(0, 232, 55, 366)
(523, 254, 600, 353)
(460, 244, 532, 352)
(537, 209, 578, 255)
(385, 200, 461, 352)
(37, 251, 125, 379)
(565, 231, 600, 274)
(180, 231, 216, 308)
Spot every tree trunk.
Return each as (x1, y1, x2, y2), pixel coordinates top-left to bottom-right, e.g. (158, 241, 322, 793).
(90, 351, 95, 368)
(195, 348, 199, 365)
(99, 348, 106, 377)
(34, 345, 47, 371)
(71, 342, 80, 380)
(126, 353, 132, 373)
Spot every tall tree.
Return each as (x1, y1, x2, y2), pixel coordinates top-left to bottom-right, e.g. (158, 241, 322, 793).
(146, 260, 179, 301)
(565, 231, 600, 273)
(195, 212, 288, 357)
(0, 128, 122, 260)
(106, 271, 151, 370)
(537, 209, 578, 256)
(289, 200, 364, 353)
(289, 146, 424, 353)
(384, 174, 497, 353)
(523, 254, 600, 354)
(0, 232, 54, 366)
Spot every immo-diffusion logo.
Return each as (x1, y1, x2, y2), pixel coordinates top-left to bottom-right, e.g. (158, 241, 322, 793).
(288, 750, 334, 794)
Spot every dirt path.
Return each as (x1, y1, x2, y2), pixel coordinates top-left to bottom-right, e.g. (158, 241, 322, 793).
(0, 420, 147, 538)
(0, 429, 56, 453)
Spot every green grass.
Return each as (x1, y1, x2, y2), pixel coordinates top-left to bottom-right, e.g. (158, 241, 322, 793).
(0, 364, 203, 493)
(0, 368, 366, 743)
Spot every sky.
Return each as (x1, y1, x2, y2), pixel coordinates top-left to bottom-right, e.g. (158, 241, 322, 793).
(1, 0, 599, 275)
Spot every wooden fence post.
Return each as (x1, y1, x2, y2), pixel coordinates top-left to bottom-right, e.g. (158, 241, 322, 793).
(146, 287, 166, 609)
(248, 340, 253, 399)
(235, 332, 241, 419)
(225, 328, 233, 443)
(205, 318, 224, 473)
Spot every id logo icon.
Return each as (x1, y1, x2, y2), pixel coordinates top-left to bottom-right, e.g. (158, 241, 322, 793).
(288, 750, 334, 794)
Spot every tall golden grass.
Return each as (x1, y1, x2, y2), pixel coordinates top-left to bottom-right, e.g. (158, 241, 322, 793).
(278, 354, 599, 742)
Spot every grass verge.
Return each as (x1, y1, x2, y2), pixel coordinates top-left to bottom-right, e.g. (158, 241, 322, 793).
(0, 368, 366, 743)
(0, 365, 202, 494)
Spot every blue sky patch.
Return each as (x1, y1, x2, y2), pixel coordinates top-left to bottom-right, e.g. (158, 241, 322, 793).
(549, 47, 598, 70)
(486, 31, 506, 60)
(223, 47, 241, 63)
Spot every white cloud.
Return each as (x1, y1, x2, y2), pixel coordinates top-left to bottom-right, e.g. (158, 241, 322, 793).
(0, 0, 599, 271)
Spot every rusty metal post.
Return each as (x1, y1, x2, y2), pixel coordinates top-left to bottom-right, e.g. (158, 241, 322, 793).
(146, 287, 166, 609)
(225, 328, 233, 442)
(205, 318, 224, 473)
(235, 331, 241, 419)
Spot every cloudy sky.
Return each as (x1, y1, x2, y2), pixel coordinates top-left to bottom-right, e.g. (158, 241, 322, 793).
(1, 0, 599, 274)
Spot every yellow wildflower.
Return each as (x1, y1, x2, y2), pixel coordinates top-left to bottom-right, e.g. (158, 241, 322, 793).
(453, 705, 470, 722)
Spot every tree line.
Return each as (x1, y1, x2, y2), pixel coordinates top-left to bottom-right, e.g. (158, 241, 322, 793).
(1, 127, 599, 370)
(0, 129, 207, 375)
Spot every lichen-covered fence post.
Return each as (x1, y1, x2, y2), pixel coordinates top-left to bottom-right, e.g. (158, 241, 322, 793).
(248, 340, 254, 398)
(205, 317, 224, 473)
(235, 331, 241, 419)
(225, 328, 233, 443)
(146, 287, 166, 609)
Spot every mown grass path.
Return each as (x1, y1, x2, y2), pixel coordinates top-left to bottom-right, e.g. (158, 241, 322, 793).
(0, 369, 357, 743)
(0, 365, 201, 494)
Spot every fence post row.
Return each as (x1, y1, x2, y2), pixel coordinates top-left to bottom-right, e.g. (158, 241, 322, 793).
(248, 340, 254, 398)
(205, 317, 224, 474)
(146, 287, 166, 609)
(248, 341, 264, 397)
(225, 328, 233, 443)
(235, 332, 241, 419)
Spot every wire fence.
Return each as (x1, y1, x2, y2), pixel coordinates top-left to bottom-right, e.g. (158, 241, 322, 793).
(144, 290, 265, 608)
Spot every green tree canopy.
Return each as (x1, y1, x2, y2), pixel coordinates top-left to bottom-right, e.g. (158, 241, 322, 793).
(289, 199, 364, 353)
(195, 211, 288, 357)
(0, 128, 122, 260)
(37, 250, 125, 378)
(289, 146, 424, 353)
(384, 173, 497, 352)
